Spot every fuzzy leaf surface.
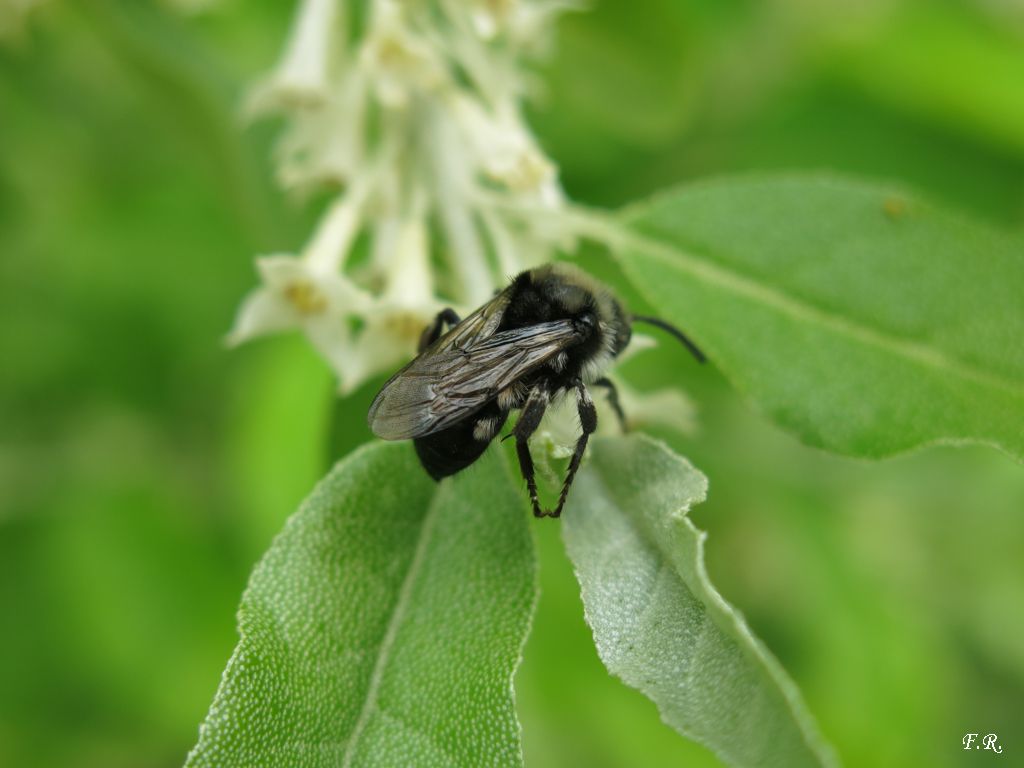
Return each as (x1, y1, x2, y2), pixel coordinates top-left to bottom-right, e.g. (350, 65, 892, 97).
(613, 175, 1024, 461)
(187, 442, 536, 768)
(564, 435, 836, 768)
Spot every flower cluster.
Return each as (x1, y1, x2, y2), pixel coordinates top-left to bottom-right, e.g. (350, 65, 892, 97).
(229, 0, 576, 394)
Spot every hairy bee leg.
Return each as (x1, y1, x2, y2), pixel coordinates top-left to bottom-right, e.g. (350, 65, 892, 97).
(550, 380, 597, 519)
(418, 308, 462, 352)
(593, 376, 627, 432)
(513, 385, 551, 518)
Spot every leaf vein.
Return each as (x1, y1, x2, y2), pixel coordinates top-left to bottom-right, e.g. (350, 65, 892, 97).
(340, 493, 442, 767)
(574, 207, 1024, 399)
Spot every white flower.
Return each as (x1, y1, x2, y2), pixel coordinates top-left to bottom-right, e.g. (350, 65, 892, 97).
(360, 0, 448, 108)
(227, 255, 365, 372)
(274, 70, 369, 190)
(469, 0, 513, 40)
(380, 207, 435, 305)
(505, 0, 581, 52)
(338, 211, 442, 392)
(615, 381, 697, 434)
(339, 300, 437, 394)
(449, 93, 561, 206)
(227, 191, 371, 372)
(249, 0, 342, 112)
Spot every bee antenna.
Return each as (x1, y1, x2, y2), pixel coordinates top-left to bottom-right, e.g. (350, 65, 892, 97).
(631, 315, 706, 363)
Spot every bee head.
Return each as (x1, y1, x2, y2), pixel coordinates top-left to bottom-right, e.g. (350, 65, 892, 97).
(521, 263, 702, 363)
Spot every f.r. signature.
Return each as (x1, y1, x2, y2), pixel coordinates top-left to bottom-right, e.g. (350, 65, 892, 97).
(964, 733, 1003, 754)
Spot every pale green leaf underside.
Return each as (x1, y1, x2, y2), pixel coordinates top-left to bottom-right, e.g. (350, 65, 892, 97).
(564, 435, 836, 768)
(613, 175, 1024, 461)
(186, 442, 536, 768)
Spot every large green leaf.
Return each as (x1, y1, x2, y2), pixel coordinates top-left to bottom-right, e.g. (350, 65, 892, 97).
(564, 435, 836, 768)
(186, 442, 537, 767)
(608, 175, 1024, 461)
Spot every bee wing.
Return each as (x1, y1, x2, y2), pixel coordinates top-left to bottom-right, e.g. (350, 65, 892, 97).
(429, 287, 512, 355)
(368, 319, 583, 440)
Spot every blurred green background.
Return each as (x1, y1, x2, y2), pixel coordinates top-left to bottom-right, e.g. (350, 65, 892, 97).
(2, 1, 1023, 766)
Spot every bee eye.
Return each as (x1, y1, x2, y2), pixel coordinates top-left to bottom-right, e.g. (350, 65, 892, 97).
(572, 313, 596, 338)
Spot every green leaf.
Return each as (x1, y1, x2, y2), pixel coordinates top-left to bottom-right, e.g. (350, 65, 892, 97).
(609, 174, 1024, 461)
(186, 442, 537, 768)
(564, 435, 836, 768)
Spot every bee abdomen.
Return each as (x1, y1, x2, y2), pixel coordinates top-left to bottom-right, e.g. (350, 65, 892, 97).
(472, 416, 504, 442)
(414, 409, 509, 480)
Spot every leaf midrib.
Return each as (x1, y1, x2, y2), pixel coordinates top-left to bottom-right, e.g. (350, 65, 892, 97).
(340, 487, 444, 767)
(582, 208, 1024, 400)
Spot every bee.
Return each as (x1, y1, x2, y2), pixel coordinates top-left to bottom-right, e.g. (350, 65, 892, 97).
(367, 263, 704, 518)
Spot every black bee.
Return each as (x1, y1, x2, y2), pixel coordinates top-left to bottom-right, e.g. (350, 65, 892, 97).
(367, 263, 704, 518)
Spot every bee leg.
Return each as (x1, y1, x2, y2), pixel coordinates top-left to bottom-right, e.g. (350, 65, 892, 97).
(418, 308, 462, 352)
(512, 385, 551, 518)
(593, 376, 627, 432)
(550, 380, 597, 519)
